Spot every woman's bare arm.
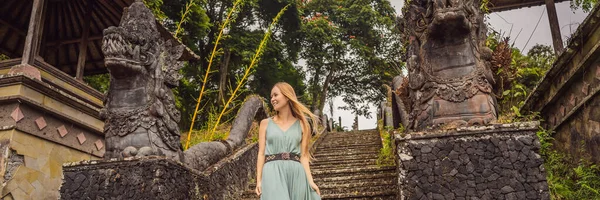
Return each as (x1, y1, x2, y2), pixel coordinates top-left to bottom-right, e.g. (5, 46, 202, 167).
(255, 119, 269, 195)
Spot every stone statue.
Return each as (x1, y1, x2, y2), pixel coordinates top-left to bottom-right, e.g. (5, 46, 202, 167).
(397, 0, 497, 130)
(100, 1, 185, 161)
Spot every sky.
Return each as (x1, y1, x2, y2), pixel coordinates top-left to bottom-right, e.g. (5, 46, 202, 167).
(321, 1, 589, 131)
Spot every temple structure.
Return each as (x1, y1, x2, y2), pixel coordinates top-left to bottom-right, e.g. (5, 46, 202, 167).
(0, 0, 196, 199)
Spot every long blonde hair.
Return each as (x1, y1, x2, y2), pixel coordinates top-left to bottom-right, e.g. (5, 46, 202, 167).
(273, 82, 318, 158)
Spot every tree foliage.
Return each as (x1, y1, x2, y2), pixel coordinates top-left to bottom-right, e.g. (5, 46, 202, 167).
(299, 0, 403, 116)
(571, 0, 599, 12)
(144, 0, 307, 132)
(487, 31, 555, 121)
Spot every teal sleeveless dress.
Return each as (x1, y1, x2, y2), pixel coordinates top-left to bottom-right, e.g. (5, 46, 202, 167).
(260, 118, 321, 200)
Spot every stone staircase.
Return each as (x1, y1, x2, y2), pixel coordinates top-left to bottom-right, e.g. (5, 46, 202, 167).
(241, 130, 397, 199)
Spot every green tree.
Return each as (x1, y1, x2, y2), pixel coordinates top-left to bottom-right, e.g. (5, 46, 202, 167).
(299, 0, 402, 116)
(571, 0, 599, 12)
(158, 0, 306, 130)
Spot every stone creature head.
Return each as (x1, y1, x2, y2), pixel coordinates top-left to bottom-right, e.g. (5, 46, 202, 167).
(102, 1, 160, 79)
(403, 0, 485, 43)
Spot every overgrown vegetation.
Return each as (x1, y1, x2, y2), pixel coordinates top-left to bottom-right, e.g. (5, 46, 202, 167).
(376, 119, 398, 167)
(83, 74, 110, 93)
(571, 0, 599, 12)
(0, 53, 8, 61)
(537, 127, 600, 199)
(486, 32, 555, 122)
(487, 29, 600, 199)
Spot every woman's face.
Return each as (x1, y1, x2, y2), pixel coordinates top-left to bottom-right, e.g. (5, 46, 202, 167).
(270, 86, 289, 111)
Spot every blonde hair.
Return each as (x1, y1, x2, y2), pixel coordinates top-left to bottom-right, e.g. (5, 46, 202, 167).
(273, 82, 318, 158)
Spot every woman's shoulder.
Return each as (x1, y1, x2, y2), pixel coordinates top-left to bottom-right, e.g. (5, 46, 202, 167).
(260, 117, 271, 127)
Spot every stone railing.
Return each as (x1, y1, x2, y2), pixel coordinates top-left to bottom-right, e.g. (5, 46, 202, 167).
(521, 4, 600, 163)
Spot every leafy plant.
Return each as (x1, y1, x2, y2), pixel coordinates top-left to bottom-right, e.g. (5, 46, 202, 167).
(571, 0, 599, 12)
(487, 32, 555, 122)
(536, 127, 600, 199)
(83, 74, 110, 93)
(376, 119, 399, 166)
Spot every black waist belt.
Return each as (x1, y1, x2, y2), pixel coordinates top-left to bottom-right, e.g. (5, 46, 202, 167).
(265, 152, 301, 163)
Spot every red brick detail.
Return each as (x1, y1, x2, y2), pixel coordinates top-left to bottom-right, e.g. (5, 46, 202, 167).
(35, 117, 47, 130)
(95, 140, 104, 150)
(57, 125, 68, 137)
(590, 120, 600, 134)
(569, 95, 576, 106)
(77, 133, 87, 144)
(582, 82, 590, 95)
(11, 106, 24, 122)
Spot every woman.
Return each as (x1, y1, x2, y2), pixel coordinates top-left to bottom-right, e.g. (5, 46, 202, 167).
(255, 82, 321, 199)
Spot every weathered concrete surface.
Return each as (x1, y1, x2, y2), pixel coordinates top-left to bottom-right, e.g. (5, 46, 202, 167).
(396, 122, 549, 200)
(0, 74, 103, 199)
(522, 5, 600, 163)
(60, 143, 258, 200)
(60, 158, 203, 200)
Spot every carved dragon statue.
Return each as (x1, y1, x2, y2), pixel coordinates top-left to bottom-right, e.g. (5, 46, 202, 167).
(395, 0, 498, 130)
(101, 1, 185, 161)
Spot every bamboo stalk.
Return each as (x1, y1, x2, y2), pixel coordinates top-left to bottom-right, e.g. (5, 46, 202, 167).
(209, 4, 290, 138)
(184, 0, 243, 150)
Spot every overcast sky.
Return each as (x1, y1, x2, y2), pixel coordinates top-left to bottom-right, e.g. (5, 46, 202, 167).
(322, 1, 590, 131)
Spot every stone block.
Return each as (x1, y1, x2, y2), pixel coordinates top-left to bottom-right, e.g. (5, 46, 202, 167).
(396, 122, 549, 200)
(61, 143, 258, 200)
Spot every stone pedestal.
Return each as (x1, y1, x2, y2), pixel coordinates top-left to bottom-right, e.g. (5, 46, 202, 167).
(60, 143, 258, 200)
(395, 122, 550, 200)
(60, 158, 204, 200)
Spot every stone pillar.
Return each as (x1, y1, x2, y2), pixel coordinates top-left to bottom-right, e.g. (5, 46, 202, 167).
(396, 122, 549, 200)
(9, 0, 46, 81)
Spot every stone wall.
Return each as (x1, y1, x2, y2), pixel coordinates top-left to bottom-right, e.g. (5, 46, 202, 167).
(60, 143, 258, 200)
(200, 142, 258, 200)
(61, 158, 203, 200)
(0, 129, 99, 200)
(0, 75, 104, 199)
(396, 122, 549, 200)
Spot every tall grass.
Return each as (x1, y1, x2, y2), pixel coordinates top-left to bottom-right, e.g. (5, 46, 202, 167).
(208, 4, 290, 139)
(184, 0, 243, 150)
(537, 127, 600, 199)
(185, 3, 291, 149)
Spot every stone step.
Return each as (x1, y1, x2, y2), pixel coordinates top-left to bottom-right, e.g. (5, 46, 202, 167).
(322, 135, 380, 140)
(321, 134, 379, 139)
(313, 171, 396, 183)
(315, 144, 381, 153)
(321, 191, 396, 199)
(241, 190, 396, 200)
(312, 154, 379, 162)
(318, 176, 395, 189)
(320, 185, 396, 197)
(311, 162, 380, 171)
(313, 164, 388, 174)
(317, 143, 382, 150)
(311, 158, 378, 167)
(313, 165, 396, 177)
(313, 149, 380, 157)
